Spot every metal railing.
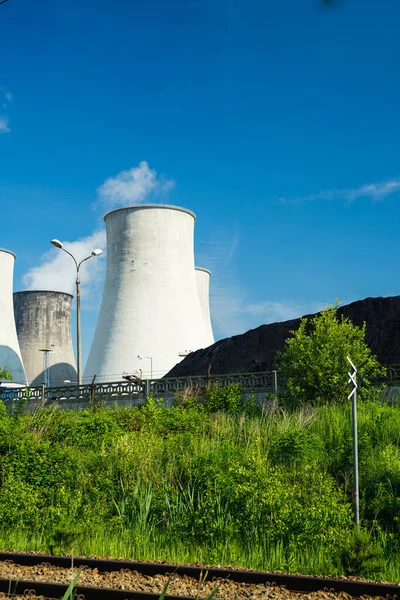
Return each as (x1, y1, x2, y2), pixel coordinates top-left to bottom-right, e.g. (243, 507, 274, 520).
(151, 370, 278, 395)
(1, 364, 400, 407)
(382, 363, 400, 385)
(0, 379, 144, 404)
(0, 370, 278, 405)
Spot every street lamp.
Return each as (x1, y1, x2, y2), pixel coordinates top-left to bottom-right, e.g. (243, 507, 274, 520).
(51, 239, 103, 385)
(137, 354, 153, 379)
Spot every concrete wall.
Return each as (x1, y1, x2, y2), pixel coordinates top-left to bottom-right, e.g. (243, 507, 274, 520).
(84, 204, 212, 381)
(5, 389, 268, 414)
(13, 291, 77, 386)
(0, 250, 27, 384)
(195, 267, 214, 346)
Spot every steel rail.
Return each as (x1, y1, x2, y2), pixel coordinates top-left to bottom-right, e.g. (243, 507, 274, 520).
(0, 551, 399, 598)
(0, 578, 192, 599)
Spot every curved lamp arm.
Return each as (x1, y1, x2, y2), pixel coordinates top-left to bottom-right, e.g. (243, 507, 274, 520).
(50, 240, 103, 386)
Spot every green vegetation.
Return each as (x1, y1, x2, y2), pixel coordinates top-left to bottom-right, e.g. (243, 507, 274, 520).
(277, 304, 386, 406)
(0, 393, 399, 581)
(0, 366, 12, 381)
(61, 571, 82, 600)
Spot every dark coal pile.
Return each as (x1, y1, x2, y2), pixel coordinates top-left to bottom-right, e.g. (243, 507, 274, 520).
(166, 296, 400, 377)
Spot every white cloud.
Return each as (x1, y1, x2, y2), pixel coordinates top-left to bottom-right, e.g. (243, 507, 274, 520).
(97, 160, 175, 209)
(5, 92, 12, 102)
(22, 230, 106, 307)
(196, 228, 320, 339)
(0, 118, 10, 133)
(243, 301, 311, 320)
(211, 287, 322, 338)
(280, 178, 400, 205)
(21, 160, 175, 310)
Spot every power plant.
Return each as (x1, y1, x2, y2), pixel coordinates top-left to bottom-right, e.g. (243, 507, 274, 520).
(0, 249, 27, 384)
(195, 267, 214, 346)
(84, 204, 213, 381)
(0, 204, 215, 388)
(13, 291, 77, 387)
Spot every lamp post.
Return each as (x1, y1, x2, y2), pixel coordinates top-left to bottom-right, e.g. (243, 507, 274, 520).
(51, 239, 103, 386)
(38, 345, 54, 389)
(137, 354, 153, 379)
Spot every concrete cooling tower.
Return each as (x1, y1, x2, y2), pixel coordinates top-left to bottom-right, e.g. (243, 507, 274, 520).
(0, 250, 27, 384)
(84, 204, 211, 381)
(13, 291, 77, 387)
(195, 267, 214, 345)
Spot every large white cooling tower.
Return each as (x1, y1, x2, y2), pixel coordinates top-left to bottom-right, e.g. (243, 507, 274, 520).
(195, 267, 214, 345)
(0, 250, 27, 384)
(13, 291, 77, 386)
(84, 204, 211, 380)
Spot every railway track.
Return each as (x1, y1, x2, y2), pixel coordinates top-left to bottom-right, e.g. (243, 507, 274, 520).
(0, 579, 190, 599)
(0, 551, 399, 599)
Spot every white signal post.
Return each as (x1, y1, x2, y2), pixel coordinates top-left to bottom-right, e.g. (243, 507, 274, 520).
(347, 356, 360, 527)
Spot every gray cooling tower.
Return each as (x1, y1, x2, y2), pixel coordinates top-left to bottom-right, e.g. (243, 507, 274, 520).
(84, 204, 211, 380)
(13, 291, 77, 386)
(0, 249, 27, 384)
(195, 267, 214, 345)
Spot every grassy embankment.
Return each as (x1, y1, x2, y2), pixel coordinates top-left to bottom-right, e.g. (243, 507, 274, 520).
(0, 387, 399, 581)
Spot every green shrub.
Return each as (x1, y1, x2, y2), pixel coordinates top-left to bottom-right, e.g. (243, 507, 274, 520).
(0, 367, 12, 381)
(269, 426, 324, 466)
(0, 473, 41, 529)
(204, 383, 244, 413)
(341, 529, 385, 576)
(277, 304, 385, 406)
(0, 400, 398, 579)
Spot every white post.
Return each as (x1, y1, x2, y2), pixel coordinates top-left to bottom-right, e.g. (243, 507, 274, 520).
(347, 356, 360, 527)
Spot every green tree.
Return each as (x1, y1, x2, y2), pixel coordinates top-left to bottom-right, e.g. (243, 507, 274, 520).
(277, 304, 385, 406)
(0, 367, 12, 381)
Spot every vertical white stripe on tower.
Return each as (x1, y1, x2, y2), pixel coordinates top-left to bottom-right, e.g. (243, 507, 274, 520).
(195, 267, 214, 346)
(0, 249, 27, 384)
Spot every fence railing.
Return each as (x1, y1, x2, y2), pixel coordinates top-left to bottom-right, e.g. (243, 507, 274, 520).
(0, 379, 145, 404)
(151, 370, 278, 395)
(383, 364, 400, 385)
(0, 370, 278, 406)
(1, 364, 400, 407)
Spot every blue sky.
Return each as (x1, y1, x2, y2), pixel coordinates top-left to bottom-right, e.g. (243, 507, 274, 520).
(1, 0, 400, 365)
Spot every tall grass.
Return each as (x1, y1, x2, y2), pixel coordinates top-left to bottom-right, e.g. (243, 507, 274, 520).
(0, 396, 399, 580)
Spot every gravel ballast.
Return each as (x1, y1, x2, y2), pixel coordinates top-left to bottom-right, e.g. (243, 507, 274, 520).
(0, 561, 391, 599)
